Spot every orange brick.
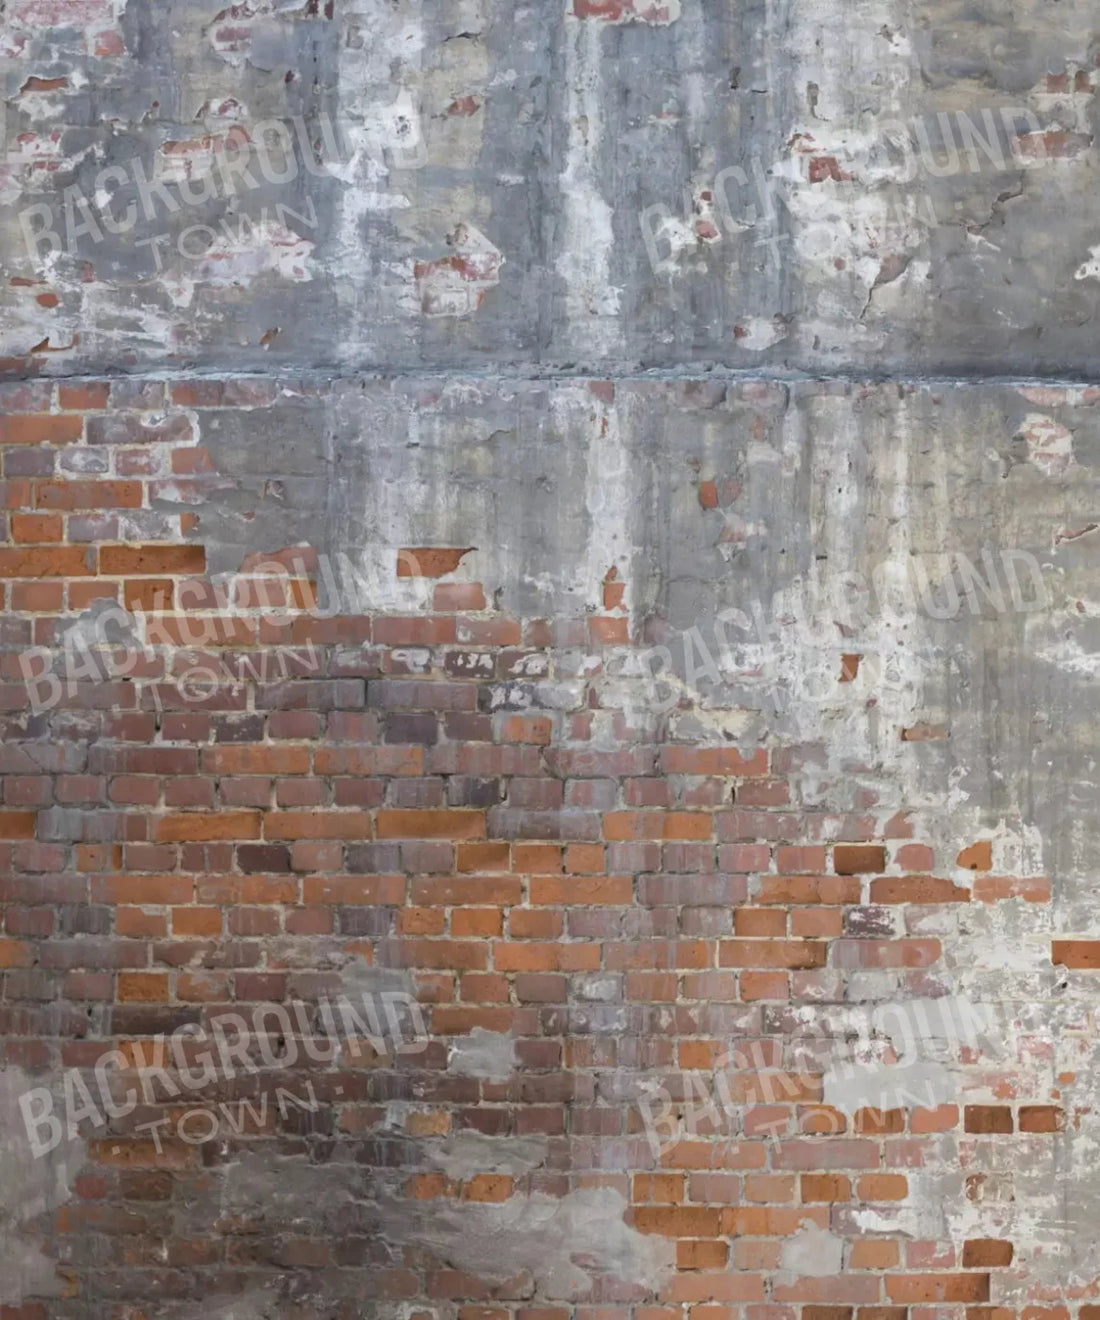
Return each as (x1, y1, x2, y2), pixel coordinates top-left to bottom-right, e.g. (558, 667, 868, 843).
(676, 1240, 729, 1270)
(377, 810, 485, 839)
(406, 1173, 453, 1200)
(99, 544, 207, 574)
(957, 841, 992, 870)
(10, 513, 62, 542)
(633, 1173, 685, 1203)
(451, 908, 503, 937)
(853, 1108, 905, 1134)
(170, 906, 222, 936)
(154, 812, 261, 842)
(739, 971, 789, 1000)
(886, 1275, 990, 1304)
(493, 942, 600, 972)
(758, 876, 860, 904)
(565, 843, 605, 874)
(0, 547, 92, 578)
(743, 1174, 795, 1202)
(849, 1240, 900, 1269)
(719, 940, 826, 968)
(117, 972, 170, 1002)
(508, 909, 562, 938)
(0, 940, 33, 968)
(396, 547, 473, 578)
(734, 908, 787, 937)
(456, 842, 511, 872)
(801, 1174, 850, 1202)
(513, 843, 562, 873)
(115, 907, 167, 937)
(870, 875, 970, 903)
(856, 1174, 908, 1200)
(205, 746, 310, 775)
(1052, 940, 1100, 969)
(529, 876, 633, 905)
(791, 908, 843, 938)
(0, 414, 83, 445)
(399, 907, 447, 935)
(263, 811, 373, 840)
(462, 1174, 513, 1202)
(633, 1206, 722, 1237)
(910, 1105, 958, 1133)
(123, 578, 174, 611)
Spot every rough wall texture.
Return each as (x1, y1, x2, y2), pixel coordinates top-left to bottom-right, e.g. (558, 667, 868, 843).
(1, 3, 1100, 1320)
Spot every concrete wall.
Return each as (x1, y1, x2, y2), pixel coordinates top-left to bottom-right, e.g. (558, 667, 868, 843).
(1, 2, 1099, 1318)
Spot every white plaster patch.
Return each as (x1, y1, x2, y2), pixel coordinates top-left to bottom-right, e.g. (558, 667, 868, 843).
(448, 1027, 517, 1081)
(780, 1225, 844, 1276)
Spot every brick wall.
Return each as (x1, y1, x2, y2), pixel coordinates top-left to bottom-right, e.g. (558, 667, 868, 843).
(0, 378, 1078, 1319)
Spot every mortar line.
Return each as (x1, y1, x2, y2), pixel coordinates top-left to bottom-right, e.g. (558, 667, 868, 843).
(10, 363, 1100, 391)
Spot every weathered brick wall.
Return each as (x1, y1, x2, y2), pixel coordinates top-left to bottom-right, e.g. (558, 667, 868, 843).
(0, 378, 1093, 1319)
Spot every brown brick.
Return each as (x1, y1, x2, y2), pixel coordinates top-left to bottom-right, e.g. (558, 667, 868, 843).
(0, 811, 37, 839)
(1018, 1105, 1063, 1133)
(962, 1239, 1014, 1267)
(964, 1105, 1013, 1134)
(833, 844, 886, 874)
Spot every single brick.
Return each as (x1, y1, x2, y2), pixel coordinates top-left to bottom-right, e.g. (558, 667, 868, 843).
(964, 1105, 1013, 1134)
(962, 1239, 1014, 1267)
(834, 844, 886, 874)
